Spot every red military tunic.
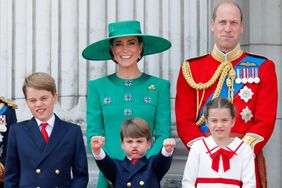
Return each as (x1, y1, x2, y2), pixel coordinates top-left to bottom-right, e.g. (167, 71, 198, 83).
(176, 45, 278, 188)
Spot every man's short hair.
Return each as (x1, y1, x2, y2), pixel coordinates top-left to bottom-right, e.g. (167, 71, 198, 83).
(212, 1, 243, 22)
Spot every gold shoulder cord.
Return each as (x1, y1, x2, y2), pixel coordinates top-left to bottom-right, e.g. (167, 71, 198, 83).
(182, 61, 235, 127)
(0, 96, 18, 109)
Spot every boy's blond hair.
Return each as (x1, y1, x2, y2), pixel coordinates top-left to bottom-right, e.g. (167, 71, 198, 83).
(22, 72, 57, 98)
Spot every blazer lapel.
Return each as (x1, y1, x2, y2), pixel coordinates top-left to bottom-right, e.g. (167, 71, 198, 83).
(125, 156, 148, 180)
(121, 158, 132, 173)
(26, 117, 46, 151)
(38, 115, 66, 163)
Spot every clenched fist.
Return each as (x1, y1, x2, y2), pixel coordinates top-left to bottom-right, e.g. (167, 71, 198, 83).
(91, 136, 105, 155)
(163, 138, 176, 153)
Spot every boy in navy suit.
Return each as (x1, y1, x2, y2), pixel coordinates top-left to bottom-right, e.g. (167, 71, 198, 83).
(92, 117, 176, 188)
(4, 72, 88, 188)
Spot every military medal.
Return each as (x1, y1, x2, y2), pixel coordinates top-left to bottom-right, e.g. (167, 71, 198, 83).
(241, 68, 248, 84)
(247, 68, 254, 83)
(254, 68, 260, 83)
(239, 86, 253, 103)
(0, 115, 7, 133)
(240, 106, 253, 123)
(235, 69, 242, 84)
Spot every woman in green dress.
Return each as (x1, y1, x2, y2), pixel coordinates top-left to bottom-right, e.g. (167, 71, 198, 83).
(82, 20, 172, 188)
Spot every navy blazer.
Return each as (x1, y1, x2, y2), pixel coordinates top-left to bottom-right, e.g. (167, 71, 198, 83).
(96, 150, 173, 188)
(4, 115, 88, 188)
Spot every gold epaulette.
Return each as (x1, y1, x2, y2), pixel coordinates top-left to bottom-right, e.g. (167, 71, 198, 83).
(243, 133, 264, 151)
(184, 54, 209, 63)
(0, 96, 17, 109)
(245, 52, 268, 60)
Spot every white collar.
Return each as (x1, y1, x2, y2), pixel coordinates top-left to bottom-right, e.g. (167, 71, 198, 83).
(35, 114, 55, 128)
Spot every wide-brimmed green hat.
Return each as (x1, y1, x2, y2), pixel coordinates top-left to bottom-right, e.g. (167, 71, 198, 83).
(82, 20, 171, 61)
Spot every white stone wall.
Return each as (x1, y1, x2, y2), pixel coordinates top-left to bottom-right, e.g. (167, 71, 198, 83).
(0, 0, 281, 187)
(248, 1, 282, 187)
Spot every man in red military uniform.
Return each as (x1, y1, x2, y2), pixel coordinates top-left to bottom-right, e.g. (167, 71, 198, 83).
(175, 2, 278, 188)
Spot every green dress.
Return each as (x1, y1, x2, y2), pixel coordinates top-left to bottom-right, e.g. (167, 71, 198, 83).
(86, 73, 171, 187)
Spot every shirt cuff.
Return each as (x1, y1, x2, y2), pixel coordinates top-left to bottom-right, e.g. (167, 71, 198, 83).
(162, 147, 173, 157)
(93, 148, 106, 160)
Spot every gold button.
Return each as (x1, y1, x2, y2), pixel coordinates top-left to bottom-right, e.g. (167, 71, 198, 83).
(36, 169, 41, 174)
(55, 169, 60, 175)
(139, 181, 144, 186)
(127, 182, 132, 187)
